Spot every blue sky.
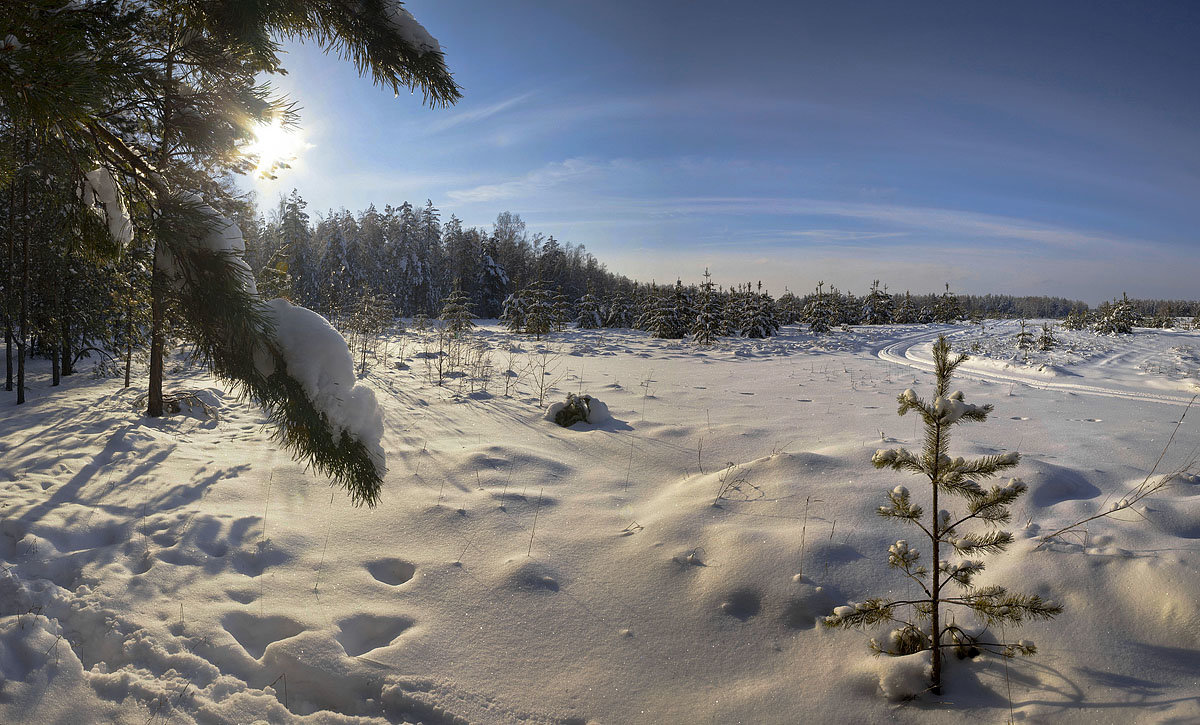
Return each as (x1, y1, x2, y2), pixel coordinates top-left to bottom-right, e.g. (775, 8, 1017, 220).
(253, 1, 1200, 304)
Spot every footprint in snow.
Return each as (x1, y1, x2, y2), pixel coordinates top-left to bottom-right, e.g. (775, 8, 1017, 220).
(335, 614, 415, 656)
(222, 612, 305, 659)
(366, 558, 416, 586)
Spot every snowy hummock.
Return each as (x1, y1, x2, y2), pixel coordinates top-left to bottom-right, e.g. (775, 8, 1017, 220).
(2, 321, 1200, 723)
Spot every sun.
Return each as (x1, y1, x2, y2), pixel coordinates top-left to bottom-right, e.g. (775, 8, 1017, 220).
(245, 120, 307, 179)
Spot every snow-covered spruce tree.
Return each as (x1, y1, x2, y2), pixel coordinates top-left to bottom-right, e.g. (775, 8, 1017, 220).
(776, 289, 802, 326)
(575, 286, 602, 329)
(738, 285, 779, 338)
(933, 283, 963, 324)
(1037, 323, 1056, 351)
(551, 290, 572, 332)
(501, 289, 527, 333)
(505, 280, 554, 339)
(803, 282, 836, 334)
(1015, 319, 1034, 351)
(1093, 293, 1139, 335)
(603, 289, 635, 328)
(838, 289, 863, 327)
(862, 280, 894, 325)
(438, 285, 474, 334)
(1192, 310, 1200, 331)
(523, 282, 554, 340)
(647, 280, 689, 339)
(1061, 306, 1089, 331)
(691, 268, 723, 345)
(824, 336, 1061, 695)
(893, 291, 919, 324)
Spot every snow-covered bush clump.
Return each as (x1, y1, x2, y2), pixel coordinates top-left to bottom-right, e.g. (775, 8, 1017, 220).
(545, 393, 611, 427)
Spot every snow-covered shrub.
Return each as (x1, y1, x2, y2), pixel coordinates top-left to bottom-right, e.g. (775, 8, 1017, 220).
(803, 282, 836, 334)
(691, 270, 724, 345)
(1093, 293, 1139, 335)
(824, 336, 1061, 696)
(1037, 323, 1056, 351)
(545, 392, 610, 427)
(438, 287, 475, 333)
(575, 291, 602, 329)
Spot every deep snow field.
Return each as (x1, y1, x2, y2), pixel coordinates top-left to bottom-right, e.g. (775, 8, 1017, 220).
(2, 321, 1199, 724)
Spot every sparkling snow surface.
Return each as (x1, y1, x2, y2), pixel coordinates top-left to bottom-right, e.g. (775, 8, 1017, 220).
(2, 321, 1199, 723)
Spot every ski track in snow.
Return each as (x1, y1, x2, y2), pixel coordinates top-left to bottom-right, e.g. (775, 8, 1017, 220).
(875, 324, 1199, 407)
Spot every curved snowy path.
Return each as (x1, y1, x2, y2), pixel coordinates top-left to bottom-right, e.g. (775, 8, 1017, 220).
(874, 325, 1199, 407)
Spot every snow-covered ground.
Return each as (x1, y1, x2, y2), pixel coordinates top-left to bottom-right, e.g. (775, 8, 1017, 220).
(2, 322, 1199, 723)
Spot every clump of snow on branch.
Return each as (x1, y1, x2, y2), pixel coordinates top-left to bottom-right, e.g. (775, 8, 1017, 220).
(933, 391, 978, 424)
(80, 168, 133, 247)
(156, 193, 257, 295)
(261, 298, 385, 472)
(161, 192, 385, 475)
(381, 2, 440, 54)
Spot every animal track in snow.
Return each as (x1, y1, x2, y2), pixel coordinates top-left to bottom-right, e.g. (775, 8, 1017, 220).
(222, 612, 305, 659)
(335, 613, 415, 656)
(366, 558, 416, 586)
(719, 588, 762, 620)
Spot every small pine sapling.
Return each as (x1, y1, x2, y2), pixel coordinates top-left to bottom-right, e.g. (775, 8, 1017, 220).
(1015, 319, 1034, 351)
(824, 336, 1061, 695)
(1061, 307, 1089, 331)
(575, 287, 603, 329)
(438, 286, 475, 334)
(1037, 323, 1056, 351)
(691, 268, 723, 345)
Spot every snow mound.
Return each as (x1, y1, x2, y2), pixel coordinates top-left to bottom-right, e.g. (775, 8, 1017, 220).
(878, 651, 932, 700)
(262, 298, 385, 472)
(544, 393, 611, 427)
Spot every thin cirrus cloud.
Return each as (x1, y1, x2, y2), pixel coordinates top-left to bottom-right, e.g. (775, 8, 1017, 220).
(445, 158, 625, 204)
(427, 91, 539, 133)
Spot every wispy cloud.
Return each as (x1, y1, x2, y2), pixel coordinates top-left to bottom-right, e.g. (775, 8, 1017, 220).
(622, 197, 1147, 255)
(428, 91, 538, 132)
(446, 158, 613, 204)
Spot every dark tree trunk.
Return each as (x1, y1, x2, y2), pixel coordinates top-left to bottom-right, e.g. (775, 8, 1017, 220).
(17, 135, 29, 405)
(124, 277, 133, 389)
(61, 258, 73, 376)
(148, 246, 164, 416)
(61, 316, 72, 376)
(51, 265, 61, 387)
(4, 167, 13, 392)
